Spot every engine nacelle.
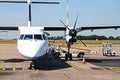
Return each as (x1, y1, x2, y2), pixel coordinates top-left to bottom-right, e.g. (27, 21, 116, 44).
(69, 29, 77, 37)
(69, 37, 77, 43)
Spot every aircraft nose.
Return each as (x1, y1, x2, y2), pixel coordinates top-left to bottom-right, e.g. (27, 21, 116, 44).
(17, 40, 48, 59)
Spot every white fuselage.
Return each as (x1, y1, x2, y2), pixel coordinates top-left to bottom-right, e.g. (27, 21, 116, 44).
(17, 27, 48, 59)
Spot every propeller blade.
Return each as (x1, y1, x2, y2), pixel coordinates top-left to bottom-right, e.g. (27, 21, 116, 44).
(79, 40, 87, 47)
(59, 19, 70, 30)
(53, 37, 56, 43)
(73, 15, 79, 29)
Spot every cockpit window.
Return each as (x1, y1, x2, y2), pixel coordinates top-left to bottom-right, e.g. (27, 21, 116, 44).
(34, 35, 43, 40)
(19, 35, 24, 40)
(24, 35, 33, 40)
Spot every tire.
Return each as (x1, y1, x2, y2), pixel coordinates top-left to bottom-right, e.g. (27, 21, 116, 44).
(65, 54, 68, 61)
(69, 54, 72, 60)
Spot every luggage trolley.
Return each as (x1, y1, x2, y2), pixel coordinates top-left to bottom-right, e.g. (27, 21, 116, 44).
(102, 43, 115, 56)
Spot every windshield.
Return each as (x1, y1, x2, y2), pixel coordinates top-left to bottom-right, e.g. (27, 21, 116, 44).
(19, 34, 24, 40)
(34, 35, 43, 40)
(24, 35, 33, 40)
(19, 34, 47, 40)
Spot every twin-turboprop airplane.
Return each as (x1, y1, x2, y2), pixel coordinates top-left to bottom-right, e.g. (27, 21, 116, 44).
(0, 0, 120, 69)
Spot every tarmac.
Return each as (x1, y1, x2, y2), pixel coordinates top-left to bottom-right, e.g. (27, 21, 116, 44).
(0, 44, 120, 80)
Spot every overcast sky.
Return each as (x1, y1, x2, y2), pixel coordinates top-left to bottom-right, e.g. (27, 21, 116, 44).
(0, 0, 120, 39)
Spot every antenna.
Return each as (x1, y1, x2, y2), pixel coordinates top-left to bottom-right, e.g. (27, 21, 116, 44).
(0, 0, 59, 27)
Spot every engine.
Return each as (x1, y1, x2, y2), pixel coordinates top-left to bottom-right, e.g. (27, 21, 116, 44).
(69, 29, 77, 37)
(69, 37, 77, 43)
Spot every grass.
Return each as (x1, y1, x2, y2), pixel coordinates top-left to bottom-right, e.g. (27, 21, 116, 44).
(0, 40, 120, 44)
(0, 40, 17, 44)
(49, 40, 120, 44)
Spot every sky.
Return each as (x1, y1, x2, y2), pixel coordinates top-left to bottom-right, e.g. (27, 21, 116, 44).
(0, 0, 120, 39)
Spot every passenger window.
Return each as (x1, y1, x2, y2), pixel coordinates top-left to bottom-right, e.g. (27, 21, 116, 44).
(19, 35, 24, 40)
(34, 35, 43, 40)
(24, 35, 33, 40)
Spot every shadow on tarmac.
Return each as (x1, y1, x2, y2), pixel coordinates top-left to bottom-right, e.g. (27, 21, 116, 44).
(77, 56, 120, 67)
(0, 54, 71, 70)
(0, 58, 29, 63)
(4, 59, 27, 63)
(88, 58, 120, 67)
(64, 57, 120, 68)
(33, 54, 71, 70)
(1, 54, 120, 70)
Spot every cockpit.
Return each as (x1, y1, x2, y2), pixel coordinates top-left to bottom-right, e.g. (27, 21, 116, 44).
(19, 34, 47, 40)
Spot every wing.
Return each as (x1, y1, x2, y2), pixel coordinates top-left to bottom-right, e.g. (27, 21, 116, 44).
(76, 26, 120, 32)
(43, 26, 120, 31)
(44, 27, 66, 31)
(0, 26, 65, 31)
(0, 26, 120, 31)
(0, 26, 18, 30)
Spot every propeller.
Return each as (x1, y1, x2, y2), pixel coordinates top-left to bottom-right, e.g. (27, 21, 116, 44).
(73, 15, 79, 29)
(79, 40, 87, 47)
(59, 19, 70, 30)
(59, 15, 79, 38)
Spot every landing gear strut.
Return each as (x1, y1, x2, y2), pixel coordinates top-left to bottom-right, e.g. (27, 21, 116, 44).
(28, 60, 38, 70)
(65, 42, 72, 60)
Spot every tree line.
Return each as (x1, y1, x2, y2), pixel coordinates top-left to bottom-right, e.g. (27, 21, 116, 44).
(77, 35, 120, 40)
(48, 35, 120, 40)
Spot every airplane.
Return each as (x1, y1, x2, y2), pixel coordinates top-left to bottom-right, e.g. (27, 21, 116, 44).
(0, 0, 120, 69)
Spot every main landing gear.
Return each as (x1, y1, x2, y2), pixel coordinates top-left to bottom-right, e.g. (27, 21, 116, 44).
(65, 42, 73, 61)
(65, 53, 72, 61)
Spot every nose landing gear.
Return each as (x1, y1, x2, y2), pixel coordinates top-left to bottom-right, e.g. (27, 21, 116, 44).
(28, 60, 38, 70)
